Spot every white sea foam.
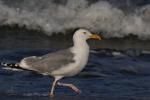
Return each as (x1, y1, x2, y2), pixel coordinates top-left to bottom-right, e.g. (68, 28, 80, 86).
(0, 0, 150, 39)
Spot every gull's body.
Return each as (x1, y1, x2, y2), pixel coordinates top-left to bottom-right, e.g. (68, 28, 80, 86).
(1, 29, 101, 96)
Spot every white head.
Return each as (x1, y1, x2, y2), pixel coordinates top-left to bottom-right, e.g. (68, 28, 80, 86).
(73, 29, 102, 48)
(73, 29, 101, 42)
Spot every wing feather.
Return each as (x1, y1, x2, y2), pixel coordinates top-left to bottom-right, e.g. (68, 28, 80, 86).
(21, 48, 75, 74)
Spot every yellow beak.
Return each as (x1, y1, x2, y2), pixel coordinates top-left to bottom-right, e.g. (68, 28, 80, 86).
(89, 34, 102, 40)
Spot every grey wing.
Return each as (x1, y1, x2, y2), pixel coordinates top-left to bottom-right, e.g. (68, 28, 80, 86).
(21, 48, 75, 74)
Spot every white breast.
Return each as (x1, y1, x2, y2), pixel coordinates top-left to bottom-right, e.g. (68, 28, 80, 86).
(51, 45, 89, 77)
(73, 47, 89, 71)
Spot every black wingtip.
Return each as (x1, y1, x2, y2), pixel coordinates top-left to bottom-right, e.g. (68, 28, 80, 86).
(0, 62, 19, 68)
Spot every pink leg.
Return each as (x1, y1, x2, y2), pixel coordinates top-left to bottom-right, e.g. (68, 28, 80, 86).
(49, 79, 57, 97)
(50, 76, 62, 97)
(57, 82, 81, 93)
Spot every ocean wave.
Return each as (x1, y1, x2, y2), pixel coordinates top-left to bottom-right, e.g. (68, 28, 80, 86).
(0, 0, 150, 40)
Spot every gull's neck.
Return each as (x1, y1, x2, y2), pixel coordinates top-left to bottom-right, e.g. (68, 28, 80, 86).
(72, 37, 89, 50)
(71, 35, 90, 73)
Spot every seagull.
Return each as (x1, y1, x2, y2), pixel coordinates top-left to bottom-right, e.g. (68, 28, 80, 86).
(1, 29, 102, 97)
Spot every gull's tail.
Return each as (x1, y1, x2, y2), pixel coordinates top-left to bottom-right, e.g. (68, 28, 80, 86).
(1, 62, 20, 69)
(1, 62, 32, 71)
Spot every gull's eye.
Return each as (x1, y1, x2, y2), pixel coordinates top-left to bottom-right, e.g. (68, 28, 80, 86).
(83, 32, 86, 34)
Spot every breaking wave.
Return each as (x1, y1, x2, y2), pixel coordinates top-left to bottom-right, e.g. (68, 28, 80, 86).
(0, 0, 150, 39)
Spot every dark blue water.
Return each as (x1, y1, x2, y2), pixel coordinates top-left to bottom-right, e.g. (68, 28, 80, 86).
(0, 48, 150, 100)
(0, 0, 150, 99)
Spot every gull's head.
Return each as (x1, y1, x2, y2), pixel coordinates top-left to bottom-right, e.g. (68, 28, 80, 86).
(73, 29, 102, 41)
